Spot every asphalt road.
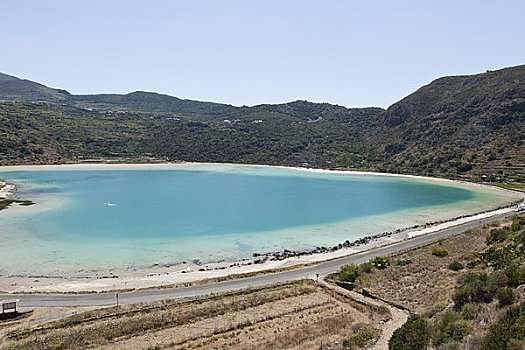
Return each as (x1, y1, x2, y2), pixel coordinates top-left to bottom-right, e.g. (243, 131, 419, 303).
(0, 212, 513, 308)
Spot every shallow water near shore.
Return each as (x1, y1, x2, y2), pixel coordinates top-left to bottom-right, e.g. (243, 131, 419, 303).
(0, 163, 521, 276)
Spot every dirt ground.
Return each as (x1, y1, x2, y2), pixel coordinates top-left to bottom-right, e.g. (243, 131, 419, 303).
(358, 224, 493, 314)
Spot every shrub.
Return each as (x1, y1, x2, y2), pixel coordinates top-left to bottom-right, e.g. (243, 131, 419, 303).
(432, 311, 473, 346)
(480, 245, 516, 270)
(513, 231, 525, 245)
(343, 327, 379, 348)
(466, 259, 484, 269)
(457, 163, 472, 173)
(486, 227, 510, 244)
(394, 255, 412, 266)
(453, 273, 496, 307)
(439, 340, 461, 350)
(504, 265, 525, 287)
(452, 288, 470, 307)
(423, 301, 447, 319)
(339, 263, 360, 282)
(448, 261, 464, 271)
(461, 303, 479, 320)
(432, 248, 449, 257)
(359, 261, 373, 273)
(372, 256, 390, 269)
(510, 220, 522, 232)
(389, 314, 431, 350)
(496, 287, 515, 307)
(481, 302, 525, 350)
(488, 270, 509, 288)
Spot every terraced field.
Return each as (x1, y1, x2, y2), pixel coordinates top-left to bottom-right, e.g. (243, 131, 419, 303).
(0, 281, 386, 350)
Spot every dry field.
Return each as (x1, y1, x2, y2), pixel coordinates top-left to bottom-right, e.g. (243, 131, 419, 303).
(358, 223, 496, 313)
(0, 281, 386, 350)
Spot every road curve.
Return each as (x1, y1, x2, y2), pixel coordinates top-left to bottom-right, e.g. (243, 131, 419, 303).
(0, 212, 513, 308)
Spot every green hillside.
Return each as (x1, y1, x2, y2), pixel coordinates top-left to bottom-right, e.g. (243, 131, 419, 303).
(0, 102, 382, 168)
(369, 65, 525, 187)
(0, 65, 523, 190)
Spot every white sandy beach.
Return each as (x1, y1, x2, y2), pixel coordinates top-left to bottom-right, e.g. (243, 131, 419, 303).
(0, 162, 523, 293)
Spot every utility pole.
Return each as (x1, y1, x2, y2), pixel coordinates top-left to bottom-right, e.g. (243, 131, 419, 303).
(116, 293, 119, 307)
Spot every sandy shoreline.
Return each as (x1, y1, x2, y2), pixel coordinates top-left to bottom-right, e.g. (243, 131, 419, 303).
(0, 206, 521, 294)
(0, 162, 523, 293)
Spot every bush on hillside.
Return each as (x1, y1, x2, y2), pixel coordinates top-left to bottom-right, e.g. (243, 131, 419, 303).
(359, 261, 374, 273)
(432, 248, 449, 257)
(343, 327, 379, 349)
(432, 311, 473, 346)
(481, 302, 525, 350)
(339, 263, 360, 282)
(457, 163, 473, 173)
(394, 255, 412, 266)
(505, 265, 525, 287)
(496, 287, 515, 307)
(510, 219, 522, 232)
(372, 256, 390, 269)
(486, 227, 510, 244)
(389, 314, 431, 350)
(448, 261, 464, 271)
(452, 273, 496, 307)
(460, 303, 479, 320)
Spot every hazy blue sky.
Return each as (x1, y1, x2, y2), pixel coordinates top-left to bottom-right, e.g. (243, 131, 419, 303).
(2, 0, 524, 108)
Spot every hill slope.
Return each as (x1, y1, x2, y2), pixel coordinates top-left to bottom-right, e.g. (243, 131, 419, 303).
(368, 65, 524, 186)
(0, 73, 71, 103)
(0, 66, 523, 189)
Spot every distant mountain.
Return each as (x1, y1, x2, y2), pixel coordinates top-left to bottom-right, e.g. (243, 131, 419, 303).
(0, 74, 243, 119)
(0, 66, 523, 190)
(0, 72, 20, 82)
(0, 73, 70, 103)
(0, 73, 379, 122)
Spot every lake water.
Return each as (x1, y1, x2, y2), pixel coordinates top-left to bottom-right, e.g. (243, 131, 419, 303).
(0, 163, 520, 276)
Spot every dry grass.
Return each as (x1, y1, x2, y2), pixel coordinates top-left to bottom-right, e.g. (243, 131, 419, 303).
(0, 280, 382, 350)
(358, 219, 516, 314)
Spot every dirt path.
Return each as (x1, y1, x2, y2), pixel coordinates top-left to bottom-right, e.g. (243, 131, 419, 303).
(320, 279, 409, 350)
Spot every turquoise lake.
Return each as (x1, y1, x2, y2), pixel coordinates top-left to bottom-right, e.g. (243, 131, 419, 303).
(0, 164, 520, 276)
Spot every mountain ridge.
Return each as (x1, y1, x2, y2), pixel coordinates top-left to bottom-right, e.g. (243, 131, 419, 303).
(0, 65, 523, 190)
(0, 72, 383, 121)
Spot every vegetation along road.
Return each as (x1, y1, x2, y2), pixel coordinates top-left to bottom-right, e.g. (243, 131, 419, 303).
(0, 212, 514, 308)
